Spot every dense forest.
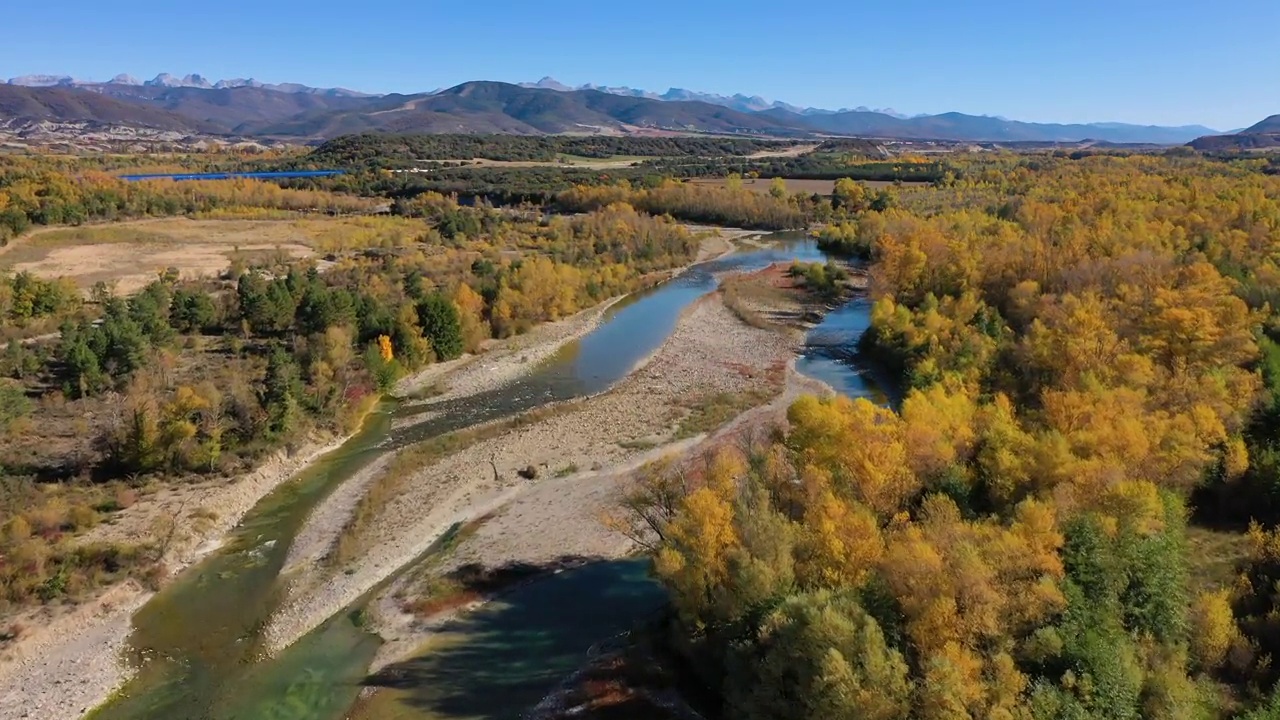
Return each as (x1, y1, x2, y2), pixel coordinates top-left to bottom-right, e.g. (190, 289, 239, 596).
(614, 152, 1280, 719)
(302, 133, 805, 167)
(274, 134, 949, 206)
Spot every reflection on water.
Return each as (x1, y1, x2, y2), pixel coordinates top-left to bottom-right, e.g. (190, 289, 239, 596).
(350, 559, 664, 720)
(796, 296, 889, 404)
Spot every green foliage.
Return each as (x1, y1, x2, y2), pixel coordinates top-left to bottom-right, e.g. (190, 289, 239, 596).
(237, 272, 297, 335)
(262, 346, 300, 438)
(787, 260, 848, 300)
(362, 342, 399, 393)
(303, 133, 801, 167)
(1243, 686, 1280, 720)
(169, 289, 217, 333)
(415, 293, 463, 361)
(725, 590, 913, 720)
(0, 381, 31, 432)
(1, 271, 80, 323)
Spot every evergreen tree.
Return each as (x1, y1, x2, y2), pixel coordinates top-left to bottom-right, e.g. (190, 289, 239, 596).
(261, 346, 300, 438)
(169, 289, 217, 334)
(416, 293, 464, 361)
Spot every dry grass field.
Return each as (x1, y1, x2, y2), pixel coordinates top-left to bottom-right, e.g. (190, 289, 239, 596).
(0, 215, 430, 294)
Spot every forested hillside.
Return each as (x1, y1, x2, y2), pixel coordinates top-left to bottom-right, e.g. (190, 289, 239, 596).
(617, 153, 1280, 719)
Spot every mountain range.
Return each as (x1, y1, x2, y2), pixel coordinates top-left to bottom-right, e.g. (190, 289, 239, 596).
(516, 76, 911, 117)
(5, 73, 373, 98)
(0, 73, 1261, 146)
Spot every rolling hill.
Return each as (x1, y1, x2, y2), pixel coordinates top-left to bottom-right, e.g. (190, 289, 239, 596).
(88, 84, 375, 133)
(1188, 115, 1280, 151)
(0, 84, 210, 132)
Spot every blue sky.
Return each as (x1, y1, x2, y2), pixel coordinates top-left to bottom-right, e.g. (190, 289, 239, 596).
(4, 0, 1276, 130)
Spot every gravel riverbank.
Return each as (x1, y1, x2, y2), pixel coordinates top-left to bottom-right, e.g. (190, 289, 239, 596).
(262, 290, 804, 655)
(0, 430, 360, 720)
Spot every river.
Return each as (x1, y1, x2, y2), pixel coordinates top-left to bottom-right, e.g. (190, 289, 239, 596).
(88, 234, 876, 720)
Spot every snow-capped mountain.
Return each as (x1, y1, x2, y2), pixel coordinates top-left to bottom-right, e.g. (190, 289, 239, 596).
(517, 76, 908, 117)
(6, 73, 371, 98)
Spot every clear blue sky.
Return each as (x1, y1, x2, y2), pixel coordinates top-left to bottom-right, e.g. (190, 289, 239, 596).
(4, 0, 1277, 130)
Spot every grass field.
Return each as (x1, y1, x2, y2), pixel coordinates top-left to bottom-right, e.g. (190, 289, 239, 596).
(0, 215, 431, 294)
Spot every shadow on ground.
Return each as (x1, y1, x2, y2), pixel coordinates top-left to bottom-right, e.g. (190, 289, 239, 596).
(361, 558, 666, 720)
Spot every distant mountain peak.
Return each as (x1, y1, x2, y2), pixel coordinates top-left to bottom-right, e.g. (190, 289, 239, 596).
(1243, 114, 1280, 134)
(519, 76, 574, 92)
(6, 74, 76, 87)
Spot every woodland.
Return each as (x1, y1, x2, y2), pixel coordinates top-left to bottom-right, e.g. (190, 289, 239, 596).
(610, 151, 1280, 719)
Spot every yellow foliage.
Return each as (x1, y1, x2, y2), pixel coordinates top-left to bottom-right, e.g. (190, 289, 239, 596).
(902, 380, 978, 479)
(796, 490, 884, 589)
(787, 395, 920, 517)
(653, 486, 740, 627)
(1189, 588, 1240, 671)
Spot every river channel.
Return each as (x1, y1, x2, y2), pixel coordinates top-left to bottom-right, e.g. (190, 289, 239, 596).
(89, 234, 877, 720)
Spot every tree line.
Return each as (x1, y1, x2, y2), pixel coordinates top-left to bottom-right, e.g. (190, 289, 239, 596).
(0, 158, 376, 244)
(301, 133, 805, 168)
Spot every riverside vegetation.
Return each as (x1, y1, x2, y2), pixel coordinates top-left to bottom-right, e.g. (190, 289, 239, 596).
(0, 155, 707, 620)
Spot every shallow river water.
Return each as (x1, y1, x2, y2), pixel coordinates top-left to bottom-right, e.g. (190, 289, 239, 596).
(89, 235, 875, 720)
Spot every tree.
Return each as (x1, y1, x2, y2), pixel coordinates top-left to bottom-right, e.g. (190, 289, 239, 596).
(453, 283, 490, 353)
(238, 273, 296, 335)
(786, 395, 920, 518)
(833, 178, 869, 212)
(1189, 589, 1239, 672)
(57, 321, 107, 398)
(725, 590, 913, 720)
(169, 289, 217, 334)
(261, 346, 300, 438)
(0, 381, 31, 433)
(416, 293, 464, 361)
(769, 177, 788, 199)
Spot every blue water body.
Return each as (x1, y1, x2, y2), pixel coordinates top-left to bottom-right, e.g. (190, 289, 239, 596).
(797, 295, 898, 406)
(118, 170, 344, 182)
